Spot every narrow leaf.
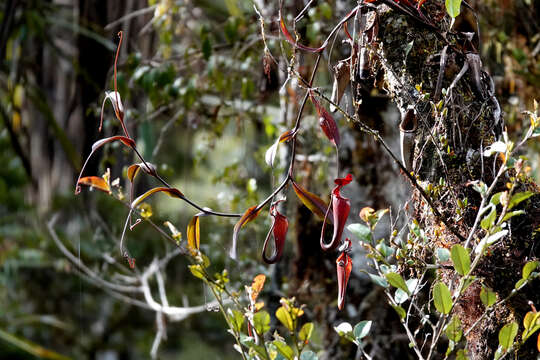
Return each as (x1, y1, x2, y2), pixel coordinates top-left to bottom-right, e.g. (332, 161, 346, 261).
(433, 282, 453, 314)
(508, 191, 534, 210)
(480, 208, 497, 230)
(187, 215, 200, 255)
(75, 136, 135, 194)
(292, 181, 332, 223)
(451, 244, 471, 276)
(265, 130, 296, 168)
(385, 272, 410, 295)
(230, 205, 262, 259)
(498, 322, 518, 350)
(131, 187, 184, 208)
(77, 176, 111, 194)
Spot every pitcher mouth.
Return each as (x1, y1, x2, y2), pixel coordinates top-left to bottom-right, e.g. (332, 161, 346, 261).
(399, 108, 418, 133)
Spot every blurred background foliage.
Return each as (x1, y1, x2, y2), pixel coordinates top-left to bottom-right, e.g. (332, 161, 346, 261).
(0, 0, 538, 359)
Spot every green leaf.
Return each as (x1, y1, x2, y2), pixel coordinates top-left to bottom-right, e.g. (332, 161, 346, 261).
(480, 208, 497, 230)
(479, 286, 497, 307)
(451, 244, 471, 276)
(515, 278, 527, 289)
(433, 282, 453, 314)
(300, 350, 318, 360)
(456, 349, 470, 360)
(347, 223, 371, 243)
(498, 322, 518, 350)
(276, 307, 294, 332)
(445, 315, 463, 342)
(0, 329, 71, 360)
(188, 264, 205, 280)
(445, 0, 462, 18)
(392, 305, 406, 320)
(369, 274, 389, 288)
(436, 248, 451, 262)
(522, 311, 540, 341)
(228, 309, 244, 332)
(394, 288, 409, 304)
(385, 272, 410, 295)
(502, 210, 525, 222)
(353, 320, 372, 341)
(253, 311, 271, 335)
(299, 322, 314, 342)
(522, 261, 539, 279)
(490, 192, 504, 205)
(272, 340, 294, 360)
(508, 191, 534, 210)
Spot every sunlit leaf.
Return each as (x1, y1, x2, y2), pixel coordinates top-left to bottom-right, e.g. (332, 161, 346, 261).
(164, 221, 182, 242)
(292, 181, 332, 223)
(276, 306, 294, 332)
(433, 282, 452, 314)
(127, 162, 157, 182)
(230, 205, 262, 259)
(522, 261, 539, 279)
(100, 91, 125, 132)
(188, 264, 205, 280)
(187, 215, 200, 255)
(253, 311, 271, 335)
(522, 311, 540, 342)
(273, 340, 294, 360)
(451, 244, 471, 276)
(251, 274, 266, 302)
(385, 272, 410, 295)
(265, 129, 296, 168)
(75, 136, 135, 194)
(77, 176, 111, 194)
(353, 320, 372, 341)
(228, 309, 244, 333)
(498, 321, 518, 350)
(299, 322, 314, 342)
(508, 191, 534, 210)
(131, 187, 184, 208)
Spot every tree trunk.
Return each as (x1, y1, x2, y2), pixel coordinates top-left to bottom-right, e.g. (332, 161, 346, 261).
(359, 1, 540, 359)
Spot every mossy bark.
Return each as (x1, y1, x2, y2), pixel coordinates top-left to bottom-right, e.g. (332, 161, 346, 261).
(351, 2, 540, 359)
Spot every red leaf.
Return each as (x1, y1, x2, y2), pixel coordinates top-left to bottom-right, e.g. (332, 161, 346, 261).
(230, 205, 262, 259)
(75, 136, 134, 194)
(77, 176, 111, 194)
(292, 181, 333, 223)
(336, 239, 353, 310)
(279, 11, 326, 53)
(309, 91, 340, 147)
(262, 204, 288, 264)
